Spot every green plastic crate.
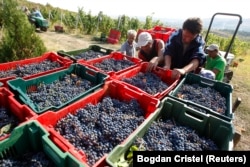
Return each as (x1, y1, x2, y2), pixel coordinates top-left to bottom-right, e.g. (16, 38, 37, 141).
(0, 120, 86, 167)
(168, 73, 233, 122)
(57, 45, 114, 63)
(106, 97, 234, 167)
(7, 64, 108, 114)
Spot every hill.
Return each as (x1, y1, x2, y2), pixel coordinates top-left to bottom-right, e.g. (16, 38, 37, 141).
(161, 17, 250, 41)
(162, 17, 250, 32)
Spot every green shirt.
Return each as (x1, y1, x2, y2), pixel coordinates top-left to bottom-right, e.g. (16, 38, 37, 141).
(205, 54, 226, 81)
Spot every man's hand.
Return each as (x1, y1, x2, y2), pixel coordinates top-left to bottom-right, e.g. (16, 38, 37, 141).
(147, 57, 158, 72)
(172, 68, 186, 79)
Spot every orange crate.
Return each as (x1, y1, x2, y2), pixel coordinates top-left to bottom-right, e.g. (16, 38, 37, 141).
(0, 52, 73, 88)
(0, 87, 37, 141)
(112, 62, 180, 99)
(36, 81, 159, 167)
(79, 52, 142, 77)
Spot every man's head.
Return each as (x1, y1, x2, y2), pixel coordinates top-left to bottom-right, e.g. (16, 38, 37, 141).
(206, 44, 219, 58)
(127, 29, 137, 44)
(137, 32, 153, 51)
(182, 17, 203, 44)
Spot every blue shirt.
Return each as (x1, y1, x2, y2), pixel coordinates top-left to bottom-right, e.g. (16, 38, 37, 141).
(120, 41, 137, 57)
(32, 10, 43, 18)
(164, 29, 206, 69)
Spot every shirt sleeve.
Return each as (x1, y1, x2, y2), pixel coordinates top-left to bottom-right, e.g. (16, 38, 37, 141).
(120, 43, 126, 52)
(189, 36, 206, 66)
(213, 59, 226, 72)
(164, 30, 179, 57)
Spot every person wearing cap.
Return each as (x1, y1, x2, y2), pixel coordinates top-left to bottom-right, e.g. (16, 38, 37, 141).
(163, 17, 206, 78)
(204, 44, 226, 81)
(137, 32, 165, 71)
(120, 29, 138, 57)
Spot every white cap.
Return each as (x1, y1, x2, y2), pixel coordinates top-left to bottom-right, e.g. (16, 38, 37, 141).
(206, 44, 219, 51)
(137, 32, 152, 47)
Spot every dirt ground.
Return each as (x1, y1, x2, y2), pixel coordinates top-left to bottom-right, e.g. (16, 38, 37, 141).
(38, 30, 248, 151)
(37, 31, 121, 53)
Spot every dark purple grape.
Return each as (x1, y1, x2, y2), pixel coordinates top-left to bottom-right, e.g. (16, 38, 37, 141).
(55, 96, 145, 166)
(122, 72, 169, 95)
(0, 59, 61, 78)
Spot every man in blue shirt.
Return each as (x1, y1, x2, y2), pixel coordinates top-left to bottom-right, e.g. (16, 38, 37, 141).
(164, 17, 206, 78)
(120, 29, 138, 57)
(31, 7, 43, 18)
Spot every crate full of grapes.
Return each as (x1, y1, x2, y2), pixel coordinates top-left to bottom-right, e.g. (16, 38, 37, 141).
(79, 52, 142, 77)
(168, 73, 233, 122)
(106, 97, 234, 167)
(57, 45, 114, 63)
(112, 62, 180, 100)
(0, 87, 36, 141)
(0, 120, 87, 167)
(7, 64, 109, 114)
(35, 80, 160, 167)
(0, 52, 73, 88)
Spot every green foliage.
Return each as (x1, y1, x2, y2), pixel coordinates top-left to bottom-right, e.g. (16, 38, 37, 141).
(0, 0, 46, 63)
(205, 32, 250, 57)
(63, 12, 77, 30)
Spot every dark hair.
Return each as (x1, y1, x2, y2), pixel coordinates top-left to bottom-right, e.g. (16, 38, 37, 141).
(182, 17, 203, 34)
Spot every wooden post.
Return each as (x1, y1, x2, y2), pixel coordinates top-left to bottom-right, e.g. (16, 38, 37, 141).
(232, 97, 241, 113)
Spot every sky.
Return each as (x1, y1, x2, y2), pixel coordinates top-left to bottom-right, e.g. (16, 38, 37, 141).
(27, 0, 250, 20)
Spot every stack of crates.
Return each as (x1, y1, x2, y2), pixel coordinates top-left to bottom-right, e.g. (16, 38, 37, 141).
(0, 44, 235, 167)
(106, 29, 121, 44)
(137, 25, 176, 43)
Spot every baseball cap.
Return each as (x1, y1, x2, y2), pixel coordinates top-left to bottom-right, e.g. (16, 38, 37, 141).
(206, 44, 219, 51)
(137, 32, 152, 47)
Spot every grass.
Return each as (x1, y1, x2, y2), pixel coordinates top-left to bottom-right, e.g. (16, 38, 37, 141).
(230, 54, 250, 150)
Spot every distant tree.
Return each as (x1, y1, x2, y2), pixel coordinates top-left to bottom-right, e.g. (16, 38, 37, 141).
(143, 15, 153, 30)
(0, 0, 46, 63)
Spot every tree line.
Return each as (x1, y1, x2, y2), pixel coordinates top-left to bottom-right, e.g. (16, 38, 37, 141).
(22, 0, 250, 57)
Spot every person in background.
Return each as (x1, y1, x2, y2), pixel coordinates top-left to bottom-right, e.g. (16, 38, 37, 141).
(31, 7, 43, 18)
(120, 29, 138, 57)
(164, 17, 206, 78)
(202, 44, 226, 81)
(23, 6, 31, 16)
(137, 32, 165, 71)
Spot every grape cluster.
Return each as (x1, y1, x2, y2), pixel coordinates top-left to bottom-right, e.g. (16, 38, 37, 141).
(27, 73, 93, 111)
(0, 59, 61, 78)
(55, 97, 145, 166)
(176, 83, 227, 114)
(74, 50, 105, 60)
(93, 58, 135, 72)
(0, 151, 55, 167)
(0, 107, 19, 138)
(133, 119, 218, 151)
(122, 72, 169, 95)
